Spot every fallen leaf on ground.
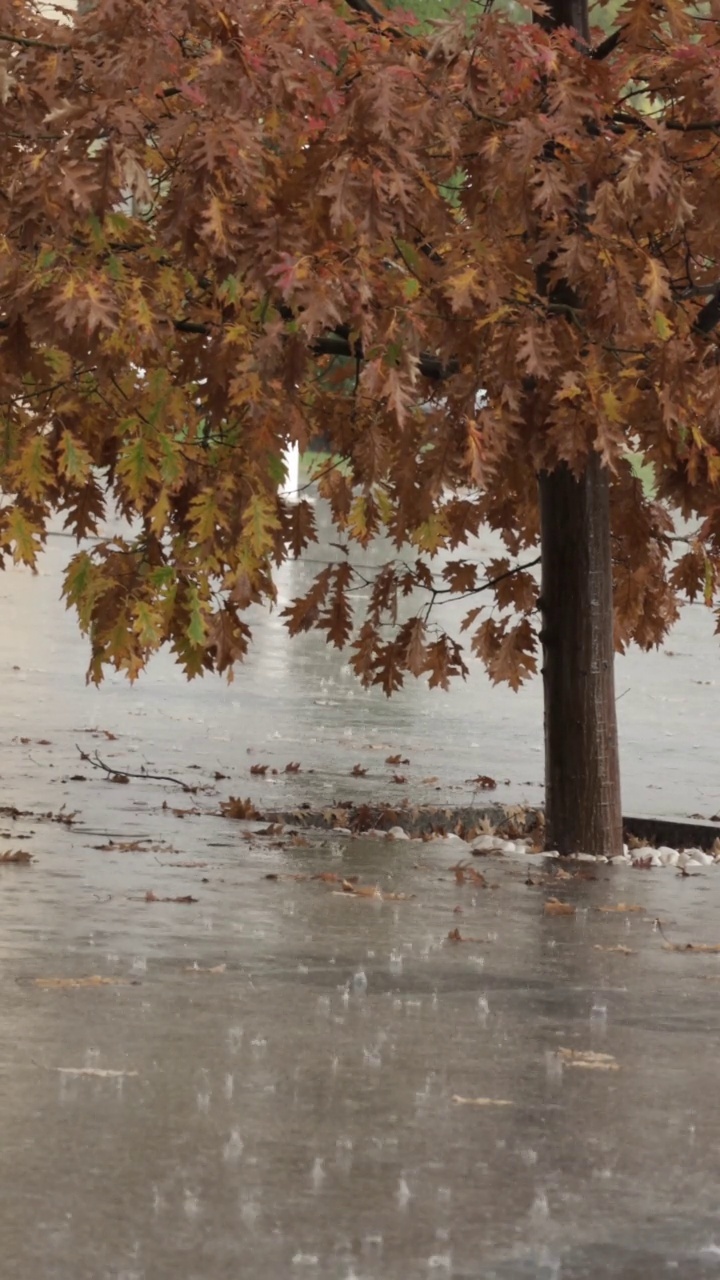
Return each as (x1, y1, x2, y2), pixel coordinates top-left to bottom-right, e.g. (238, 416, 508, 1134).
(446, 928, 485, 943)
(160, 861, 207, 868)
(662, 940, 720, 953)
(257, 823, 284, 836)
(184, 963, 227, 974)
(54, 1067, 138, 1077)
(335, 879, 412, 901)
(0, 849, 33, 863)
(93, 839, 170, 853)
(110, 774, 130, 784)
(250, 763, 269, 775)
(145, 890, 198, 904)
(284, 762, 302, 773)
(544, 897, 575, 916)
(385, 754, 410, 765)
(452, 861, 487, 887)
(220, 796, 259, 820)
(596, 903, 644, 913)
(468, 775, 497, 790)
(31, 976, 136, 989)
(351, 764, 368, 777)
(391, 774, 408, 784)
(451, 1095, 513, 1106)
(557, 1048, 619, 1070)
(593, 944, 635, 955)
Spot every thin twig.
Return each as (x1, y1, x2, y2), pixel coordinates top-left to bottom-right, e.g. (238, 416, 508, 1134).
(76, 745, 197, 792)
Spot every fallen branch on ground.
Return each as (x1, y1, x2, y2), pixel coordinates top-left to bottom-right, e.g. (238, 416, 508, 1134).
(76, 746, 197, 793)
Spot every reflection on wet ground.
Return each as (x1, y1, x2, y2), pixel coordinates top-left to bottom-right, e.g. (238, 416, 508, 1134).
(3, 821, 720, 1279)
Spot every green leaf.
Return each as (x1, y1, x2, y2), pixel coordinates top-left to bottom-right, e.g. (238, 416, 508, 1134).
(132, 601, 162, 647)
(402, 277, 420, 300)
(58, 431, 92, 485)
(241, 494, 280, 559)
(4, 508, 42, 566)
(117, 437, 158, 502)
(185, 586, 206, 646)
(653, 311, 673, 341)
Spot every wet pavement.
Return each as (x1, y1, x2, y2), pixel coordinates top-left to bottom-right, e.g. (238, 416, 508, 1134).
(3, 820, 720, 1279)
(2, 516, 720, 1277)
(1, 513, 719, 826)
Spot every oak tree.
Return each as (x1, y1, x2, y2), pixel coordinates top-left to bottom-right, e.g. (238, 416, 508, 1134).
(1, 0, 720, 854)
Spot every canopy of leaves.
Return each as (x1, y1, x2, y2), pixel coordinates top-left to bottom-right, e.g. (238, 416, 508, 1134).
(1, 0, 720, 687)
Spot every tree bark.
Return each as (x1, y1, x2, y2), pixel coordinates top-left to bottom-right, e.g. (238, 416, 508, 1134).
(539, 454, 622, 856)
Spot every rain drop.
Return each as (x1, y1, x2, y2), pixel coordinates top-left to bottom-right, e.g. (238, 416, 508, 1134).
(223, 1128, 244, 1163)
(396, 1176, 411, 1209)
(311, 1157, 325, 1191)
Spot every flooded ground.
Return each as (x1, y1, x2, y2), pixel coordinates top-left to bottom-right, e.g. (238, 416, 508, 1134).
(2, 516, 720, 1278)
(3, 817, 720, 1280)
(0, 512, 718, 823)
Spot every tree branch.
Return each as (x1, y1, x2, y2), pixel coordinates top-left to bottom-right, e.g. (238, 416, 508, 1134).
(0, 31, 67, 51)
(590, 26, 624, 60)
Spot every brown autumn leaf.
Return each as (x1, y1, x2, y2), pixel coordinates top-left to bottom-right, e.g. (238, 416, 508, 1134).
(351, 763, 368, 777)
(593, 944, 635, 955)
(662, 940, 720, 953)
(0, 849, 34, 863)
(220, 796, 259, 820)
(468, 775, 498, 790)
(385, 754, 410, 765)
(337, 879, 412, 901)
(544, 897, 576, 916)
(250, 763, 269, 776)
(596, 903, 644, 913)
(391, 774, 408, 784)
(93, 839, 169, 852)
(160, 860, 208, 868)
(446, 928, 484, 942)
(110, 774, 130, 784)
(284, 762, 302, 773)
(145, 890, 198, 904)
(452, 861, 487, 887)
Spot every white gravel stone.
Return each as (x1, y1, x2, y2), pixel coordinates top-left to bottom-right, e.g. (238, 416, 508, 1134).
(676, 850, 693, 868)
(470, 835, 501, 852)
(630, 849, 661, 870)
(631, 845, 657, 861)
(387, 826, 410, 841)
(657, 848, 680, 867)
(686, 848, 713, 865)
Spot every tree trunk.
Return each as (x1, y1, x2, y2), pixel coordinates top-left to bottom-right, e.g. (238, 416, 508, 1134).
(539, 454, 622, 857)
